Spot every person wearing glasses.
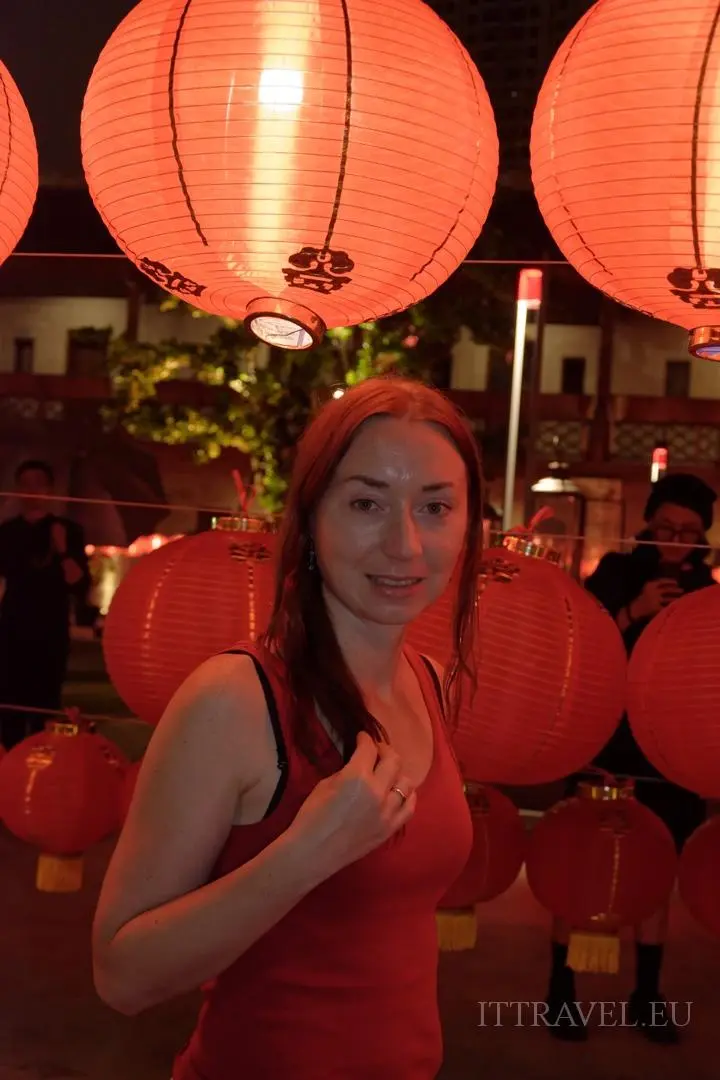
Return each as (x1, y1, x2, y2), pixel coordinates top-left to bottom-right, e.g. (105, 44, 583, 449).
(546, 472, 716, 1043)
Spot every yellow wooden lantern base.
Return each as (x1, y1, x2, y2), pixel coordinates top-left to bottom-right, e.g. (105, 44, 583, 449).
(436, 908, 477, 952)
(36, 853, 84, 893)
(567, 931, 620, 974)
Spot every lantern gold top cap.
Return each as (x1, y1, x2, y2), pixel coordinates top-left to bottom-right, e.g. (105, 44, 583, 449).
(212, 514, 277, 534)
(578, 778, 635, 802)
(46, 720, 80, 738)
(501, 533, 562, 565)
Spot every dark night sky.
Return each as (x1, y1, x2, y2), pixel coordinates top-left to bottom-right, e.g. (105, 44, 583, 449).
(3, 0, 137, 183)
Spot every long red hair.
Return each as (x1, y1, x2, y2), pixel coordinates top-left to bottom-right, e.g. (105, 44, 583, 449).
(262, 376, 483, 763)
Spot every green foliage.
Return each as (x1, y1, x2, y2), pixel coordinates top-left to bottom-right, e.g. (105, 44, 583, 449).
(107, 269, 513, 513)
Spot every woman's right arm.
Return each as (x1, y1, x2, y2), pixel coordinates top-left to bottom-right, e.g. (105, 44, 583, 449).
(92, 654, 333, 1016)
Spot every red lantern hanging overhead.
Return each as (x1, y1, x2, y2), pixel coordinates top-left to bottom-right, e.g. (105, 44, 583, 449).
(103, 518, 277, 726)
(408, 538, 627, 785)
(80, 0, 498, 350)
(0, 719, 125, 892)
(436, 783, 526, 951)
(678, 815, 720, 937)
(526, 779, 678, 974)
(627, 586, 720, 798)
(531, 0, 720, 360)
(0, 60, 37, 267)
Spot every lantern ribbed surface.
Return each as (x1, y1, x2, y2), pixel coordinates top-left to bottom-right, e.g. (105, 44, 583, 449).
(678, 815, 720, 937)
(409, 550, 627, 785)
(0, 731, 124, 855)
(103, 528, 277, 726)
(627, 586, 720, 798)
(80, 0, 498, 346)
(439, 785, 525, 908)
(526, 792, 677, 928)
(531, 0, 720, 350)
(0, 60, 38, 267)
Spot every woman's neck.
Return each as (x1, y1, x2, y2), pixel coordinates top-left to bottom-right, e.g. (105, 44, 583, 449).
(322, 587, 407, 703)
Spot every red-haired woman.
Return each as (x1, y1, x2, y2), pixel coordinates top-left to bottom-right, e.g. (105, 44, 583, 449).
(92, 376, 484, 1080)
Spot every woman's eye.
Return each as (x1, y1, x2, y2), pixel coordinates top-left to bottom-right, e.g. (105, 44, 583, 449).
(425, 502, 451, 516)
(351, 498, 377, 512)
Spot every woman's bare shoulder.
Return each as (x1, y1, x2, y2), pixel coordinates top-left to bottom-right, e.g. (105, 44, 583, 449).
(146, 651, 274, 772)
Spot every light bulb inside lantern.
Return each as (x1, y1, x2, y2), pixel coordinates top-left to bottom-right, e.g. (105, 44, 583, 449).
(258, 69, 304, 111)
(244, 298, 325, 350)
(689, 327, 720, 360)
(248, 316, 314, 349)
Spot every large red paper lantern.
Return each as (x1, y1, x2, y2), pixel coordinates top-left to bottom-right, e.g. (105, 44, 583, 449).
(408, 539, 627, 784)
(0, 721, 124, 892)
(531, 0, 720, 360)
(103, 519, 277, 726)
(81, 0, 498, 349)
(436, 784, 526, 951)
(678, 815, 720, 937)
(0, 61, 37, 267)
(627, 587, 720, 797)
(526, 780, 678, 973)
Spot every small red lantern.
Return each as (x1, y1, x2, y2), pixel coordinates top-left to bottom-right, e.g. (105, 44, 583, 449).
(408, 537, 627, 784)
(436, 783, 526, 951)
(0, 719, 125, 892)
(531, 0, 720, 361)
(678, 816, 720, 937)
(526, 779, 678, 974)
(103, 517, 277, 726)
(627, 586, 720, 798)
(81, 0, 498, 349)
(0, 60, 38, 267)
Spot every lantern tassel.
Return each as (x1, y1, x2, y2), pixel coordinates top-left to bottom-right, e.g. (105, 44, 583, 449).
(36, 853, 84, 893)
(436, 908, 477, 952)
(567, 931, 620, 974)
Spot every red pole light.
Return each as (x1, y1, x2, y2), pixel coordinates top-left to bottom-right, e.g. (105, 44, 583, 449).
(517, 268, 543, 310)
(651, 446, 668, 484)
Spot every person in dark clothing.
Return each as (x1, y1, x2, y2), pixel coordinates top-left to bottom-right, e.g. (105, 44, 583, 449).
(546, 472, 716, 1044)
(0, 460, 90, 748)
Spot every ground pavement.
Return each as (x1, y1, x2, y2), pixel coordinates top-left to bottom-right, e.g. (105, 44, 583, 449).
(0, 823, 718, 1080)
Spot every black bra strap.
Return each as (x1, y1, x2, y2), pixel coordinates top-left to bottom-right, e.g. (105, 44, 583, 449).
(224, 649, 289, 818)
(419, 654, 445, 719)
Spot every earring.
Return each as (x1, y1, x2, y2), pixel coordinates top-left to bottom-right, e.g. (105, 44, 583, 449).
(307, 541, 317, 572)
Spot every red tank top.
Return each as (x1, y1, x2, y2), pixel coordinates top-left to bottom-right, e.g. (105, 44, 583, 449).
(173, 643, 472, 1080)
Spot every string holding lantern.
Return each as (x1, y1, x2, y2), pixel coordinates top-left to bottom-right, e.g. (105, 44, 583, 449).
(531, 0, 720, 361)
(80, 0, 498, 350)
(0, 712, 125, 892)
(627, 586, 720, 798)
(0, 60, 38, 267)
(103, 513, 278, 726)
(526, 776, 678, 974)
(677, 816, 720, 938)
(436, 783, 526, 952)
(408, 530, 627, 785)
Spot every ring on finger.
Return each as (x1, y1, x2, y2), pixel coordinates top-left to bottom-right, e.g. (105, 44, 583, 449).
(391, 785, 409, 805)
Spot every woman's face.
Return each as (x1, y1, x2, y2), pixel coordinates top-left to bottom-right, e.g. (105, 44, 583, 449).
(647, 501, 705, 564)
(314, 416, 469, 628)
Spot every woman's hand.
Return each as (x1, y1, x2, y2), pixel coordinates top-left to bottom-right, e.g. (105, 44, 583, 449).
(289, 732, 416, 875)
